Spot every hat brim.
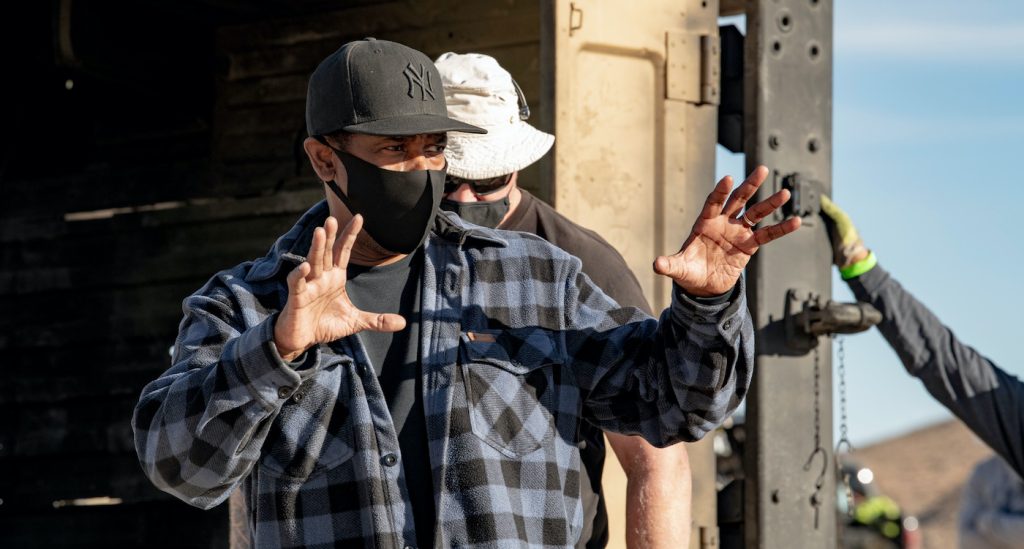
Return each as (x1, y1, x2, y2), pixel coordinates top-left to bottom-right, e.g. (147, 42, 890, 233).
(342, 113, 486, 137)
(445, 122, 554, 179)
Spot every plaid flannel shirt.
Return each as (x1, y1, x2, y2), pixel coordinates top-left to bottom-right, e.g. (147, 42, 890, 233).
(133, 201, 754, 549)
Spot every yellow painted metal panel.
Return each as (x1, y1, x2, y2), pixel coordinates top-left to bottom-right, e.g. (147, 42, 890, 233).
(548, 2, 722, 548)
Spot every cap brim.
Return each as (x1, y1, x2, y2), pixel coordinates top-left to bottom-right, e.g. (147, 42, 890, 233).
(343, 114, 486, 136)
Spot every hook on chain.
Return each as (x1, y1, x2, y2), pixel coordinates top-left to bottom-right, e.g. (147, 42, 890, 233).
(803, 446, 829, 490)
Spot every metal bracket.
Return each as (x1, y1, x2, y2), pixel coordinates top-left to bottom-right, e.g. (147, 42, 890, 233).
(780, 173, 825, 226)
(784, 289, 882, 351)
(699, 525, 720, 548)
(666, 31, 720, 105)
(569, 2, 584, 36)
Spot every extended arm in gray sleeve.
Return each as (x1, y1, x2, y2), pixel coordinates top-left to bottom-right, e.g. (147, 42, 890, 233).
(847, 265, 1024, 476)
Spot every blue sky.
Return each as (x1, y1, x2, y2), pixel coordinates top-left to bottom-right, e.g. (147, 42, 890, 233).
(718, 0, 1024, 445)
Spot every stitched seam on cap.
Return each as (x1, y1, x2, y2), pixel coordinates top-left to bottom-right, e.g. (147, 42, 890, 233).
(345, 42, 358, 125)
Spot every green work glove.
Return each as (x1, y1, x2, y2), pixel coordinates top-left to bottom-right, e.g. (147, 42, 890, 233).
(820, 195, 875, 279)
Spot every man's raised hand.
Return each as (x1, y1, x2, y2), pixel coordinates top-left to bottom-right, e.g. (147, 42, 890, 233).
(273, 215, 406, 362)
(654, 166, 801, 297)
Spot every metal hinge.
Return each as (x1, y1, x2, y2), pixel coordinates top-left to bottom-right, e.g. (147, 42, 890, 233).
(699, 525, 719, 548)
(666, 31, 720, 105)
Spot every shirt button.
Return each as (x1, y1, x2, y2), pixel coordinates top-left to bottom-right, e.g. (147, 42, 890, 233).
(277, 386, 293, 399)
(382, 453, 398, 467)
(578, 440, 588, 450)
(722, 319, 733, 331)
(291, 392, 303, 403)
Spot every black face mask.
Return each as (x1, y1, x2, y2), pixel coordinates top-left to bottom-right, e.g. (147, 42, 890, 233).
(323, 145, 445, 254)
(440, 197, 510, 229)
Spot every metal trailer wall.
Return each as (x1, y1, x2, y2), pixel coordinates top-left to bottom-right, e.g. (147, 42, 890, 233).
(3, 2, 233, 547)
(0, 1, 554, 547)
(544, 1, 724, 547)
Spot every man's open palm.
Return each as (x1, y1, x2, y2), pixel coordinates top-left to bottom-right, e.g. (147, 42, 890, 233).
(654, 166, 801, 296)
(274, 215, 406, 362)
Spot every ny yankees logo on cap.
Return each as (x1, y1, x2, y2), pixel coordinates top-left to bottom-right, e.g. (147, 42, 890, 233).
(403, 63, 436, 100)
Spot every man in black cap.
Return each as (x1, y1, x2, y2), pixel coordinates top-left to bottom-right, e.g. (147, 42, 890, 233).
(133, 38, 800, 548)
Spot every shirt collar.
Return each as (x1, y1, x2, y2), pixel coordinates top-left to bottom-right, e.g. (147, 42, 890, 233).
(244, 202, 507, 284)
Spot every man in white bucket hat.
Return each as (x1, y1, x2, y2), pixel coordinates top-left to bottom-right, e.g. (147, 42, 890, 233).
(436, 51, 694, 549)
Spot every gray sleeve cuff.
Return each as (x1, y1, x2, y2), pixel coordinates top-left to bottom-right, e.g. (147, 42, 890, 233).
(680, 286, 733, 306)
(671, 278, 746, 338)
(846, 263, 890, 299)
(232, 314, 320, 408)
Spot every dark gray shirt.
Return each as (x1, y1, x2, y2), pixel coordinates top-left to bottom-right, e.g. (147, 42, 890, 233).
(848, 265, 1024, 476)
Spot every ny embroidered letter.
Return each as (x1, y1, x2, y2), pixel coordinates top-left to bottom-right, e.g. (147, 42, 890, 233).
(403, 63, 436, 100)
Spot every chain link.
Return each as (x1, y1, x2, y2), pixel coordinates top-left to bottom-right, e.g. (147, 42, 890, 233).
(812, 345, 821, 449)
(834, 336, 855, 516)
(835, 336, 853, 453)
(804, 345, 827, 528)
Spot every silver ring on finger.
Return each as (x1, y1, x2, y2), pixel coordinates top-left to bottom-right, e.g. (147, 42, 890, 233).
(740, 212, 757, 228)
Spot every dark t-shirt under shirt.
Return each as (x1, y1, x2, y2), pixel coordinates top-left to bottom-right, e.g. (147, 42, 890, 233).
(345, 250, 434, 549)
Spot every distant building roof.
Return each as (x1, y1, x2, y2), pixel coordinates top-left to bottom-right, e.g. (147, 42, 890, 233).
(852, 419, 994, 549)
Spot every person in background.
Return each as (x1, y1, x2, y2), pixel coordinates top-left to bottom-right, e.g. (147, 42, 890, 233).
(821, 196, 1024, 476)
(959, 455, 1024, 548)
(435, 52, 692, 548)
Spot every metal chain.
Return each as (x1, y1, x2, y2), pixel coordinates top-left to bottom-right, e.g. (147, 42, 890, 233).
(834, 335, 855, 516)
(804, 345, 827, 529)
(835, 335, 853, 453)
(812, 345, 821, 449)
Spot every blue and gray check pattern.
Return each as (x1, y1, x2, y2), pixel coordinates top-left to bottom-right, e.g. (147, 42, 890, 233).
(133, 201, 754, 548)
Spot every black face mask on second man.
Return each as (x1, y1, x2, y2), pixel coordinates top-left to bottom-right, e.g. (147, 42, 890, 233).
(439, 197, 510, 229)
(320, 141, 445, 254)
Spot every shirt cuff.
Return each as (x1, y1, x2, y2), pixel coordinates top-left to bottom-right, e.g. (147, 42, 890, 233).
(231, 314, 319, 408)
(671, 278, 745, 336)
(680, 286, 733, 306)
(269, 339, 318, 372)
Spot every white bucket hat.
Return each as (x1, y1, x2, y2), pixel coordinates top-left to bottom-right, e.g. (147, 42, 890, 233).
(435, 52, 555, 179)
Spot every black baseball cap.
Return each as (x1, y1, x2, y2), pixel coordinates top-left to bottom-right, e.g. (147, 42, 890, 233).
(306, 38, 486, 137)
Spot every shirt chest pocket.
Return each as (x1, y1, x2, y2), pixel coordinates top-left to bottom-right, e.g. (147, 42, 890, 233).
(459, 328, 567, 458)
(259, 369, 355, 482)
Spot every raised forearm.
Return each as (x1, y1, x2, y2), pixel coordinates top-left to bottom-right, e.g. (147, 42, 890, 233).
(575, 279, 753, 446)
